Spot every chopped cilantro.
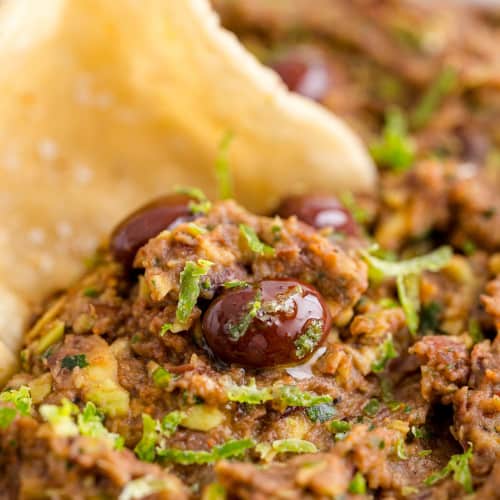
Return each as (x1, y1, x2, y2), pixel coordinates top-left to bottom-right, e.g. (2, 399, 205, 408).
(396, 438, 408, 460)
(158, 438, 254, 465)
(161, 411, 185, 436)
(468, 318, 484, 345)
(174, 186, 212, 215)
(135, 411, 184, 463)
(362, 246, 452, 334)
(330, 419, 351, 440)
(277, 385, 332, 408)
(226, 379, 273, 405)
(348, 472, 367, 494)
(363, 399, 380, 417)
(362, 246, 452, 278)
(226, 291, 261, 341)
(371, 336, 398, 373)
(40, 399, 123, 448)
(159, 323, 173, 336)
(410, 425, 429, 440)
(239, 224, 275, 257)
(306, 402, 336, 423)
(397, 273, 421, 335)
(78, 402, 123, 449)
(214, 131, 234, 200)
(226, 380, 331, 408)
(61, 354, 89, 370)
(271, 438, 317, 454)
(152, 366, 173, 388)
(295, 319, 324, 359)
(0, 407, 17, 429)
(134, 414, 157, 462)
(370, 108, 415, 172)
(424, 445, 473, 493)
(0, 386, 32, 416)
(411, 67, 457, 129)
(223, 280, 249, 289)
(176, 260, 214, 324)
(419, 301, 442, 334)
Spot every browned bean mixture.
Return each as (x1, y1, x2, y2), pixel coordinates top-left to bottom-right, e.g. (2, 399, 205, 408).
(1, 1, 500, 499)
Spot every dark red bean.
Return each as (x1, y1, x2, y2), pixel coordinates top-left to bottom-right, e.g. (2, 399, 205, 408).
(110, 194, 194, 268)
(202, 279, 331, 368)
(271, 51, 332, 101)
(276, 194, 359, 236)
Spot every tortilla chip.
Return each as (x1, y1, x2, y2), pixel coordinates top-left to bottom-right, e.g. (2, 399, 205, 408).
(0, 0, 374, 308)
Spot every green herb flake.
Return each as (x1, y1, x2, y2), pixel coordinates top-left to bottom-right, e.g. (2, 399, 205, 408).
(78, 402, 123, 449)
(158, 438, 254, 465)
(370, 108, 415, 172)
(176, 260, 214, 324)
(239, 224, 275, 257)
(411, 67, 457, 129)
(363, 398, 380, 417)
(271, 438, 318, 454)
(0, 386, 32, 416)
(348, 472, 367, 494)
(277, 385, 332, 408)
(226, 381, 331, 408)
(362, 246, 452, 278)
(372, 336, 398, 373)
(424, 445, 473, 493)
(396, 438, 408, 460)
(295, 319, 324, 359)
(223, 280, 249, 289)
(161, 411, 185, 436)
(214, 131, 234, 200)
(226, 290, 261, 341)
(83, 287, 99, 298)
(61, 354, 89, 370)
(306, 402, 336, 423)
(397, 273, 421, 335)
(362, 246, 452, 334)
(152, 366, 173, 388)
(159, 323, 173, 336)
(419, 449, 432, 457)
(175, 186, 212, 215)
(419, 301, 442, 334)
(330, 419, 351, 440)
(134, 413, 158, 463)
(468, 318, 484, 345)
(226, 379, 273, 405)
(0, 408, 17, 429)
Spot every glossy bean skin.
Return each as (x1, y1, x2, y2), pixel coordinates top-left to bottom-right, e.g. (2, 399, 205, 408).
(202, 279, 331, 368)
(110, 194, 194, 268)
(271, 51, 331, 102)
(275, 194, 359, 236)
